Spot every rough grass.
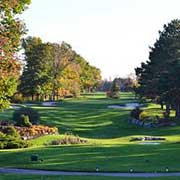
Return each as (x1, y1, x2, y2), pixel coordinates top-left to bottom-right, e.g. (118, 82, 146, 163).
(0, 92, 180, 173)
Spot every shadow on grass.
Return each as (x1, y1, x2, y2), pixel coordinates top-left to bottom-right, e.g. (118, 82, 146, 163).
(38, 99, 135, 139)
(39, 98, 180, 139)
(1, 92, 180, 139)
(0, 143, 180, 172)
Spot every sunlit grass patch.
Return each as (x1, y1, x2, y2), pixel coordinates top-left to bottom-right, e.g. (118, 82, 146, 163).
(0, 92, 180, 172)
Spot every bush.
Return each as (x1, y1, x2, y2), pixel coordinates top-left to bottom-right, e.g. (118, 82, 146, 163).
(0, 120, 13, 126)
(0, 142, 4, 149)
(11, 93, 24, 103)
(130, 107, 143, 119)
(106, 78, 120, 99)
(106, 91, 112, 98)
(139, 111, 149, 120)
(49, 134, 87, 145)
(15, 125, 58, 139)
(110, 78, 120, 99)
(2, 126, 20, 138)
(0, 131, 5, 138)
(51, 140, 59, 145)
(16, 115, 32, 127)
(0, 127, 30, 149)
(111, 91, 120, 99)
(5, 139, 29, 149)
(106, 91, 120, 99)
(13, 107, 40, 125)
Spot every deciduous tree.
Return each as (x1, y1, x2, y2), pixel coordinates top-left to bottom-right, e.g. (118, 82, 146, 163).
(0, 0, 31, 110)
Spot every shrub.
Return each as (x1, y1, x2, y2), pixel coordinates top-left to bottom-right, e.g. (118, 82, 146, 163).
(51, 140, 59, 145)
(139, 111, 149, 120)
(111, 91, 120, 99)
(5, 139, 29, 149)
(106, 91, 112, 98)
(106, 78, 120, 99)
(13, 107, 40, 125)
(0, 120, 13, 126)
(15, 125, 58, 139)
(11, 93, 24, 103)
(0, 142, 4, 149)
(130, 107, 143, 119)
(106, 91, 120, 99)
(16, 115, 32, 127)
(0, 131, 5, 138)
(2, 126, 20, 138)
(110, 78, 120, 99)
(49, 134, 87, 145)
(0, 127, 30, 149)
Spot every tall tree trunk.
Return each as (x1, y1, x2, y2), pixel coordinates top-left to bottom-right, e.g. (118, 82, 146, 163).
(41, 95, 44, 101)
(51, 93, 55, 101)
(165, 103, 170, 118)
(37, 94, 40, 101)
(175, 103, 180, 119)
(52, 75, 58, 101)
(31, 95, 34, 101)
(49, 95, 51, 101)
(160, 102, 164, 110)
(160, 103, 164, 110)
(53, 93, 55, 101)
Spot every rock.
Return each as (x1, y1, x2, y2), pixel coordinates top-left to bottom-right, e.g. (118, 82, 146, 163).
(131, 119, 136, 124)
(130, 136, 166, 142)
(144, 122, 152, 128)
(170, 122, 176, 126)
(135, 119, 139, 125)
(139, 121, 144, 126)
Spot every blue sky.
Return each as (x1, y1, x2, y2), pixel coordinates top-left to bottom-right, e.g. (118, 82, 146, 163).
(21, 0, 180, 79)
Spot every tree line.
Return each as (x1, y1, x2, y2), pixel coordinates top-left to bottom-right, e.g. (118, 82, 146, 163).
(0, 0, 101, 110)
(18, 36, 101, 101)
(98, 76, 136, 92)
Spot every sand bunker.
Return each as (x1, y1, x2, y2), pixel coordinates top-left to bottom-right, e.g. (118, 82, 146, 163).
(42, 102, 58, 106)
(139, 142, 161, 145)
(108, 103, 140, 109)
(9, 105, 21, 109)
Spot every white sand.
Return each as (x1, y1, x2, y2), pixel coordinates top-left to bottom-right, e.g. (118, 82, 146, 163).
(139, 142, 161, 145)
(42, 102, 57, 106)
(108, 103, 140, 109)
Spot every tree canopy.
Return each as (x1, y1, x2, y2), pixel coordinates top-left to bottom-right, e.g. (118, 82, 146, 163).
(135, 19, 180, 118)
(18, 36, 101, 100)
(0, 0, 31, 110)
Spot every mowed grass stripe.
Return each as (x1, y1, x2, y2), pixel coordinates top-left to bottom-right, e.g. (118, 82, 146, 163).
(0, 92, 180, 172)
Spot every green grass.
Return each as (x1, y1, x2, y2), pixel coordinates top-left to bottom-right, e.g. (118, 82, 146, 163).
(1, 143, 180, 172)
(1, 174, 180, 180)
(37, 93, 136, 138)
(1, 92, 180, 173)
